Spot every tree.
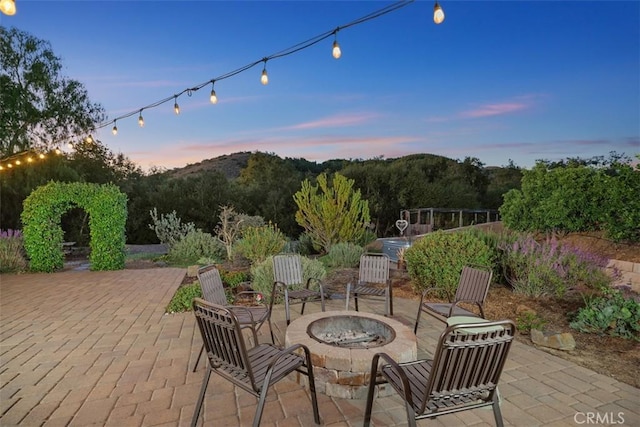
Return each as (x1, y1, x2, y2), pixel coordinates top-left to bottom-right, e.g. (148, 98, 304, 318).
(293, 172, 371, 253)
(0, 27, 105, 156)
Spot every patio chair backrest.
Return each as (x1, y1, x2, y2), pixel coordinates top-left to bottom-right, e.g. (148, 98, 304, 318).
(192, 298, 256, 386)
(424, 320, 515, 412)
(359, 253, 390, 285)
(273, 254, 303, 286)
(197, 266, 228, 306)
(454, 265, 492, 304)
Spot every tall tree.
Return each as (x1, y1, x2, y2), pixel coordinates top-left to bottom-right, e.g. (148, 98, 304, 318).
(0, 27, 105, 156)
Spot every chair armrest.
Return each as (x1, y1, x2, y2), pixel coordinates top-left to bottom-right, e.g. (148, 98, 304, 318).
(306, 277, 327, 300)
(369, 352, 416, 408)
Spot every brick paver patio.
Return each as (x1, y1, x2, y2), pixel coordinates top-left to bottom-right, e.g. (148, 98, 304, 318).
(1, 269, 638, 426)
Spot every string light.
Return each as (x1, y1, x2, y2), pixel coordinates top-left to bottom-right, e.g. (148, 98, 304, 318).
(85, 135, 93, 143)
(68, 142, 74, 149)
(15, 160, 21, 165)
(82, 0, 444, 136)
(173, 96, 180, 115)
(0, 0, 16, 16)
(27, 156, 33, 162)
(209, 81, 218, 104)
(112, 120, 118, 135)
(39, 153, 45, 159)
(55, 148, 61, 155)
(433, 1, 445, 24)
(332, 30, 342, 59)
(260, 59, 269, 85)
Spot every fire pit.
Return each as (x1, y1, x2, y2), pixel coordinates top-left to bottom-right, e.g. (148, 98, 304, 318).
(285, 310, 417, 399)
(307, 315, 395, 348)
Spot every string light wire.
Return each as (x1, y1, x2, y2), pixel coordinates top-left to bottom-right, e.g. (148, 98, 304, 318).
(93, 0, 418, 132)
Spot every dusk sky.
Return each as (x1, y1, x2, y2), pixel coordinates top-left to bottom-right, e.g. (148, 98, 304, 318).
(2, 0, 639, 170)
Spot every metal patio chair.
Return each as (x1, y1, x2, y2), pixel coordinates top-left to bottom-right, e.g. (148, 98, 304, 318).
(414, 265, 493, 333)
(272, 254, 326, 325)
(345, 253, 393, 316)
(192, 265, 274, 372)
(190, 299, 320, 427)
(364, 319, 516, 427)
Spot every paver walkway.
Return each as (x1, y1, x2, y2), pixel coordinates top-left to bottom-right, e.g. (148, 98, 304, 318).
(1, 269, 638, 426)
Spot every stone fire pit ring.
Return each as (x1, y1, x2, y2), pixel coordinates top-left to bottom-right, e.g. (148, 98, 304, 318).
(285, 310, 417, 399)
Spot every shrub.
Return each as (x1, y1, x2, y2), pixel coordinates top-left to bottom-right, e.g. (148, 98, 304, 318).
(219, 269, 251, 288)
(516, 311, 547, 335)
(149, 208, 196, 249)
(404, 230, 494, 300)
(297, 232, 319, 255)
(325, 243, 364, 268)
(0, 229, 27, 273)
(570, 291, 640, 340)
(166, 282, 202, 313)
(233, 223, 286, 263)
(499, 234, 613, 298)
(168, 230, 225, 265)
(250, 255, 327, 302)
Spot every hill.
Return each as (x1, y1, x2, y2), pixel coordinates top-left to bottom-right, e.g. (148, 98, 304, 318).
(168, 151, 252, 179)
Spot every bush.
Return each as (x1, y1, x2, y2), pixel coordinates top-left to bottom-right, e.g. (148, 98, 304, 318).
(250, 255, 327, 302)
(570, 291, 640, 340)
(404, 230, 494, 300)
(0, 229, 27, 273)
(297, 232, 319, 256)
(516, 311, 547, 335)
(168, 230, 225, 265)
(325, 243, 364, 268)
(219, 269, 251, 288)
(149, 208, 196, 249)
(166, 282, 202, 313)
(499, 234, 613, 298)
(233, 223, 286, 263)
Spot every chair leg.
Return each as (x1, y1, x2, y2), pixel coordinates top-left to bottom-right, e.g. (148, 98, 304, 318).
(363, 372, 376, 427)
(354, 294, 359, 312)
(491, 390, 504, 427)
(303, 347, 321, 425)
(413, 306, 422, 334)
(190, 366, 212, 427)
(193, 344, 204, 372)
(300, 301, 306, 316)
(253, 387, 270, 427)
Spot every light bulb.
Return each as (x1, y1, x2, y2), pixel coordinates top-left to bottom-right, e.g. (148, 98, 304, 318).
(7, 163, 12, 168)
(0, 0, 16, 16)
(174, 98, 180, 115)
(261, 68, 269, 85)
(112, 123, 118, 135)
(27, 157, 33, 162)
(138, 112, 145, 127)
(15, 160, 21, 165)
(332, 41, 342, 59)
(0, 165, 4, 171)
(55, 148, 61, 155)
(433, 2, 445, 24)
(86, 135, 93, 143)
(210, 88, 218, 104)
(39, 153, 45, 159)
(68, 142, 74, 149)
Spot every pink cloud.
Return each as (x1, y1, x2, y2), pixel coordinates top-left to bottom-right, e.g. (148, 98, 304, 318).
(460, 102, 528, 118)
(281, 113, 381, 131)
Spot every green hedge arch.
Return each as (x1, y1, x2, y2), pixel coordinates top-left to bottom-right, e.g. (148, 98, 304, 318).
(21, 181, 128, 272)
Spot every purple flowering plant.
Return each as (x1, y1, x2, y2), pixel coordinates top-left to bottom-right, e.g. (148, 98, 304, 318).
(499, 234, 615, 298)
(0, 229, 28, 273)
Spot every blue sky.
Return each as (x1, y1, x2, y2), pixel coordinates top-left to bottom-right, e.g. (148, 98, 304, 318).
(2, 0, 639, 170)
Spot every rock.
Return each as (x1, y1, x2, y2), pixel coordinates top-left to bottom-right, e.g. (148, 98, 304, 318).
(187, 265, 200, 277)
(531, 329, 576, 351)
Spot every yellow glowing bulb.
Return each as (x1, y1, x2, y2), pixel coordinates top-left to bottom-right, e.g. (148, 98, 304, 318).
(27, 157, 33, 162)
(39, 153, 45, 159)
(112, 124, 118, 135)
(68, 142, 74, 149)
(15, 160, 21, 165)
(261, 69, 269, 85)
(138, 113, 145, 127)
(7, 163, 13, 168)
(433, 2, 445, 24)
(174, 101, 180, 115)
(210, 89, 218, 104)
(0, 165, 4, 171)
(332, 41, 342, 59)
(0, 0, 17, 16)
(55, 148, 61, 155)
